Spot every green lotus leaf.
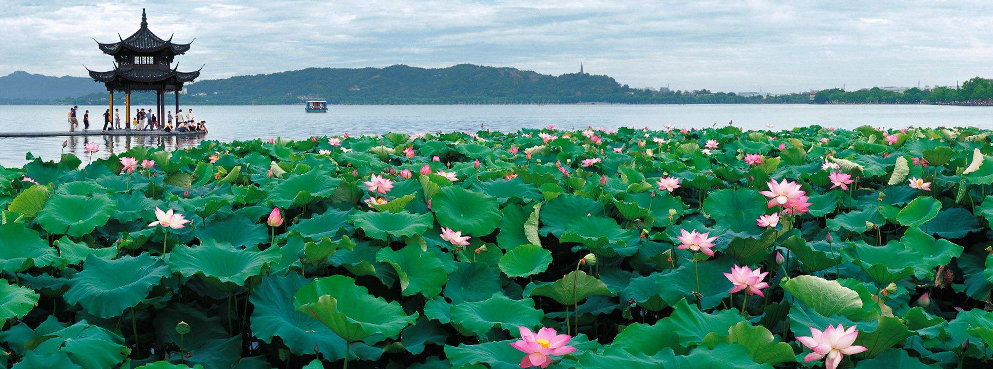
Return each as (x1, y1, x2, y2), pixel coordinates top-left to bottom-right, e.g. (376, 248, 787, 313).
(17, 320, 129, 369)
(290, 207, 353, 241)
(7, 184, 50, 217)
(35, 193, 116, 237)
(498, 244, 552, 277)
(371, 193, 418, 213)
(540, 194, 604, 237)
(676, 344, 772, 369)
(827, 207, 883, 232)
(0, 223, 60, 272)
(853, 316, 914, 358)
(111, 192, 156, 223)
(302, 236, 355, 264)
(0, 280, 38, 324)
(444, 262, 503, 304)
(266, 170, 341, 208)
(134, 362, 205, 369)
(853, 348, 934, 369)
(701, 322, 795, 364)
(703, 189, 766, 234)
(350, 210, 433, 241)
(431, 186, 501, 236)
(473, 177, 540, 203)
(400, 316, 448, 355)
(782, 275, 867, 321)
(665, 298, 745, 346)
(293, 275, 416, 342)
(169, 241, 280, 287)
(781, 235, 839, 273)
(559, 216, 633, 253)
(623, 256, 736, 310)
(152, 303, 244, 368)
(57, 236, 116, 266)
(451, 293, 544, 337)
(195, 215, 268, 248)
(64, 254, 168, 318)
(250, 274, 377, 360)
(497, 204, 530, 249)
(610, 320, 681, 356)
(895, 196, 941, 227)
(924, 208, 981, 238)
(576, 346, 677, 369)
(531, 270, 613, 305)
(444, 339, 529, 369)
(375, 244, 449, 298)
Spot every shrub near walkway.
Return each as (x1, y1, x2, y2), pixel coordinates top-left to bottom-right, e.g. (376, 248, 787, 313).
(0, 125, 990, 368)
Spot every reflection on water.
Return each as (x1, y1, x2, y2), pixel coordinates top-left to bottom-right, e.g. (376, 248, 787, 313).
(3, 134, 205, 168)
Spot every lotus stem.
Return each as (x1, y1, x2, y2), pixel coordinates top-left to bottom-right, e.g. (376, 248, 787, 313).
(573, 261, 581, 335)
(163, 231, 168, 257)
(344, 342, 350, 369)
(132, 309, 140, 355)
(740, 294, 747, 316)
(693, 258, 702, 307)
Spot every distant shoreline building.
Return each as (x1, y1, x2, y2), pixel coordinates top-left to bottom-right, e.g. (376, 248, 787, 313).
(88, 9, 201, 128)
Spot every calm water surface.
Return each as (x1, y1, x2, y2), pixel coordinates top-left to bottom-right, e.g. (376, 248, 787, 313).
(0, 104, 991, 167)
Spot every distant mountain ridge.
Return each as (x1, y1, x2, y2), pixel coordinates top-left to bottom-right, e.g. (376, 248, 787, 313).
(5, 64, 805, 105)
(0, 71, 105, 103)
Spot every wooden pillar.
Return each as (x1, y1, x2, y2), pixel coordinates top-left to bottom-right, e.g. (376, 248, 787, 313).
(126, 87, 131, 130)
(109, 91, 114, 127)
(175, 90, 180, 121)
(155, 90, 161, 130)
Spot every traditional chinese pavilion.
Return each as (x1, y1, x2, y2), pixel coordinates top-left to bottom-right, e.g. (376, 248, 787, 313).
(88, 9, 201, 129)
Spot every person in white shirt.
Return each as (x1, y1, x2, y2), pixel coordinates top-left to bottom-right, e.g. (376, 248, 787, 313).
(187, 109, 195, 125)
(175, 111, 185, 126)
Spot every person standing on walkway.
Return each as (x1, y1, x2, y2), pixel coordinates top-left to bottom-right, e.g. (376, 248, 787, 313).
(175, 110, 185, 127)
(102, 109, 110, 131)
(167, 111, 173, 129)
(187, 109, 195, 126)
(83, 110, 90, 131)
(68, 106, 78, 132)
(114, 109, 121, 129)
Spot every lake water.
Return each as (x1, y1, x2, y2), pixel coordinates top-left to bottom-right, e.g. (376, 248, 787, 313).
(0, 104, 991, 167)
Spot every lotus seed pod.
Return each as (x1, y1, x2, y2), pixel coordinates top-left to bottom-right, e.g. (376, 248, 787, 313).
(176, 321, 191, 335)
(583, 253, 597, 266)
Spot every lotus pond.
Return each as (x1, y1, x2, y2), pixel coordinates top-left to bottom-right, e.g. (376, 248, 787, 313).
(0, 125, 992, 368)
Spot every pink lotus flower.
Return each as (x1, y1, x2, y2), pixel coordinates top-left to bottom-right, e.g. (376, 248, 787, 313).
(510, 146, 519, 155)
(399, 169, 413, 179)
(724, 265, 770, 297)
(440, 227, 470, 246)
(420, 165, 431, 175)
(21, 176, 38, 185)
(797, 324, 867, 369)
(676, 229, 717, 257)
(743, 154, 764, 165)
(757, 213, 780, 228)
(267, 208, 283, 227)
(209, 154, 220, 164)
(433, 156, 441, 162)
(538, 133, 557, 143)
(558, 166, 569, 177)
(84, 142, 100, 154)
(148, 207, 189, 229)
(141, 159, 154, 169)
(363, 174, 394, 194)
(912, 157, 929, 168)
(822, 161, 840, 171)
(328, 137, 341, 146)
(591, 136, 602, 145)
(613, 147, 622, 153)
(510, 326, 576, 368)
(365, 197, 388, 207)
(437, 171, 459, 182)
(778, 143, 786, 150)
(581, 158, 601, 167)
(829, 172, 853, 190)
(120, 157, 138, 174)
(760, 179, 806, 208)
(705, 140, 719, 149)
(599, 175, 607, 186)
(909, 177, 931, 191)
(269, 138, 275, 144)
(820, 137, 830, 144)
(403, 147, 415, 158)
(474, 159, 481, 169)
(657, 177, 681, 192)
(884, 134, 898, 145)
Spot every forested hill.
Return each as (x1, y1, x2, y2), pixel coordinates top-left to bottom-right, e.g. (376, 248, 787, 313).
(59, 64, 805, 105)
(0, 71, 104, 104)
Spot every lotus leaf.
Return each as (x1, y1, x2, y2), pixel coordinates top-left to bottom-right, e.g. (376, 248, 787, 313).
(35, 193, 116, 237)
(293, 275, 416, 342)
(64, 254, 169, 318)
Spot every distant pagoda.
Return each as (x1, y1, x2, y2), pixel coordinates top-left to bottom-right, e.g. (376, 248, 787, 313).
(88, 9, 201, 129)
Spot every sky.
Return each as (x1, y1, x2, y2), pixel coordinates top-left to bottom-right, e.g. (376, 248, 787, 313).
(1, 0, 992, 93)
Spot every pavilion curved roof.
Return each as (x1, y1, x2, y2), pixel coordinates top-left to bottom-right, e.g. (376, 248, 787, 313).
(96, 9, 192, 55)
(88, 65, 202, 83)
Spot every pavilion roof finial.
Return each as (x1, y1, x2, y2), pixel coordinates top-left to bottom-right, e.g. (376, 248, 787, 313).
(141, 8, 148, 28)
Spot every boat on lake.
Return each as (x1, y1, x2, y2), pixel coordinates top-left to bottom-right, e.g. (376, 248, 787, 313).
(305, 100, 328, 113)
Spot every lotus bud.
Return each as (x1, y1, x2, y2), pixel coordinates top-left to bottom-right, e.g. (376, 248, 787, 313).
(62, 140, 68, 148)
(583, 253, 597, 266)
(510, 146, 518, 155)
(352, 169, 358, 176)
(267, 168, 274, 178)
(884, 283, 897, 296)
(474, 159, 481, 169)
(917, 292, 931, 308)
(527, 152, 533, 160)
(475, 245, 487, 254)
(268, 138, 275, 144)
(775, 251, 785, 265)
(826, 232, 834, 243)
(311, 136, 317, 142)
(420, 164, 432, 175)
(961, 339, 970, 352)
(176, 321, 191, 335)
(400, 169, 412, 179)
(865, 221, 875, 230)
(267, 208, 283, 227)
(651, 191, 656, 198)
(344, 132, 349, 138)
(432, 156, 441, 162)
(599, 175, 607, 186)
(183, 190, 189, 198)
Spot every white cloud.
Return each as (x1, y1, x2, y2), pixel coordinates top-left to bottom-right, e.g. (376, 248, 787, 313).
(0, 0, 991, 92)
